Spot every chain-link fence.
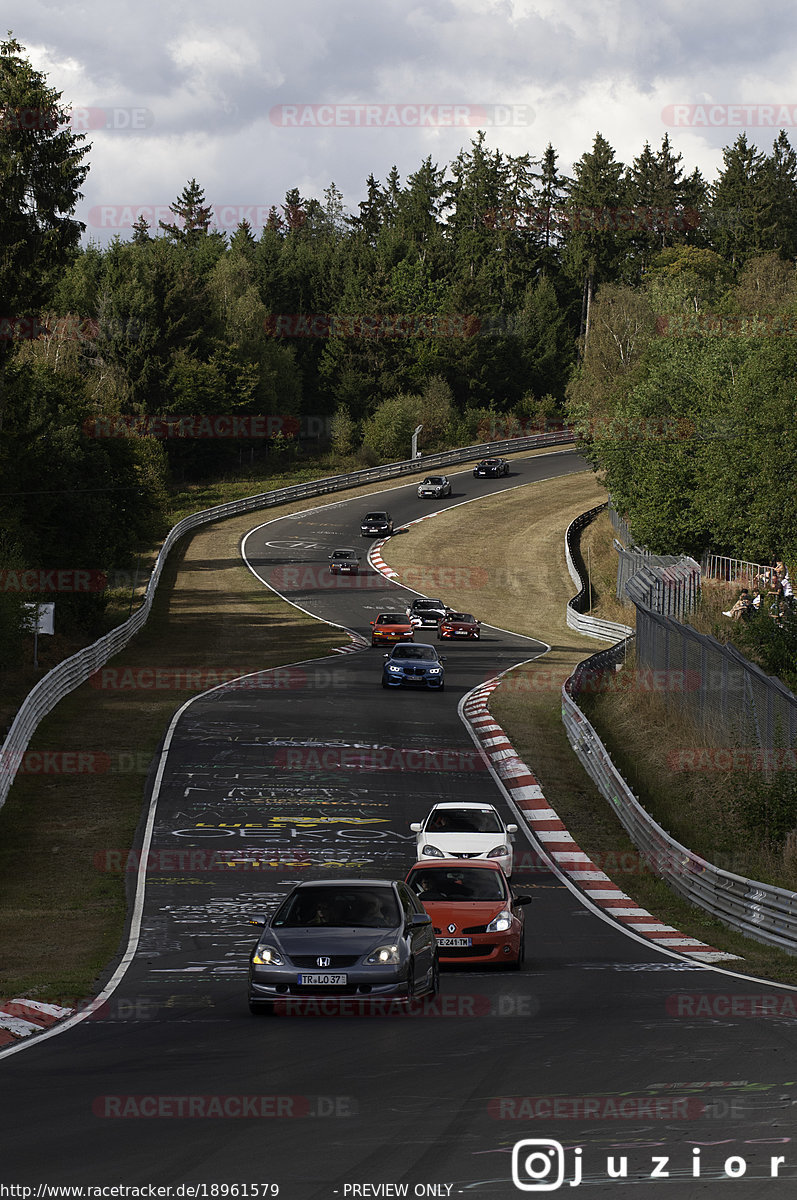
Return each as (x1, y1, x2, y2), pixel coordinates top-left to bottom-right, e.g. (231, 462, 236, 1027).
(635, 604, 797, 749)
(606, 503, 795, 748)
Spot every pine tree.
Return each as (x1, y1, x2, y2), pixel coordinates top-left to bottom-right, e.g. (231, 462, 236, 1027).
(759, 130, 797, 259)
(229, 219, 257, 257)
(561, 132, 629, 348)
(709, 134, 767, 266)
(131, 214, 151, 245)
(159, 179, 214, 244)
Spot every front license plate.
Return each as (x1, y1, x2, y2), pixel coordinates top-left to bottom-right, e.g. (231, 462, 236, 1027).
(298, 973, 347, 986)
(436, 938, 471, 948)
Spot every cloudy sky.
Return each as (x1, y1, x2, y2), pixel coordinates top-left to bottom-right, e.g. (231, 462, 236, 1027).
(15, 0, 797, 244)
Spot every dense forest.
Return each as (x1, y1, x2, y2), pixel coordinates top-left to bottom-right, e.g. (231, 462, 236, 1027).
(3, 34, 797, 659)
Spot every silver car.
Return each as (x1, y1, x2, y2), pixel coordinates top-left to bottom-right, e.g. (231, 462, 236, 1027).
(417, 476, 452, 499)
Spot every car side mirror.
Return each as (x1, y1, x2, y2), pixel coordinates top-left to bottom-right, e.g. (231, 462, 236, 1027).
(439, 656, 447, 662)
(248, 918, 266, 925)
(513, 896, 532, 906)
(507, 824, 518, 834)
(410, 911, 432, 926)
(383, 653, 389, 659)
(370, 621, 376, 627)
(409, 822, 422, 833)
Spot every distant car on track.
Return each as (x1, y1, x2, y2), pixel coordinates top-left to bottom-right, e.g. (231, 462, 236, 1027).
(417, 476, 452, 499)
(381, 643, 446, 690)
(473, 458, 509, 478)
(405, 859, 529, 968)
(370, 612, 414, 646)
(409, 801, 517, 878)
(406, 598, 449, 628)
(360, 511, 394, 537)
(248, 878, 438, 1013)
(328, 549, 360, 574)
(438, 611, 480, 640)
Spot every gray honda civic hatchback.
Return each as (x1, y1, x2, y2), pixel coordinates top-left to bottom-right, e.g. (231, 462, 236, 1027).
(248, 879, 439, 1014)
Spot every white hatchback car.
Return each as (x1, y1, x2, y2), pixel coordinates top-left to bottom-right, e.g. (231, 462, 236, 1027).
(410, 802, 518, 878)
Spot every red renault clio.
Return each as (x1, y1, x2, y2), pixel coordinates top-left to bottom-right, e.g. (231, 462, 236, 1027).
(405, 859, 530, 969)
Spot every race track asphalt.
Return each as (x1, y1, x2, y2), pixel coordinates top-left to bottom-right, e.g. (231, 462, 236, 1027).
(2, 452, 796, 1198)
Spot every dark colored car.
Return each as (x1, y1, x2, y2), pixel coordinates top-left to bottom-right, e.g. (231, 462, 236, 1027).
(438, 611, 480, 640)
(328, 549, 360, 574)
(360, 511, 394, 537)
(406, 860, 530, 968)
(473, 458, 509, 477)
(406, 597, 449, 628)
(381, 643, 446, 689)
(248, 879, 438, 1013)
(417, 476, 452, 499)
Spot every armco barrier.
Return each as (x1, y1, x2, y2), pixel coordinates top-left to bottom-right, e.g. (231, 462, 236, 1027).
(564, 504, 634, 642)
(0, 430, 574, 811)
(562, 504, 797, 954)
(562, 648, 797, 955)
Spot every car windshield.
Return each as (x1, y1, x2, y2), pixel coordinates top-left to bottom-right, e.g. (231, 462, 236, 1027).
(408, 868, 507, 902)
(273, 887, 401, 928)
(391, 645, 437, 661)
(446, 613, 475, 623)
(413, 600, 443, 609)
(426, 808, 502, 833)
(424, 477, 444, 484)
(332, 551, 355, 559)
(377, 614, 406, 624)
(363, 513, 387, 521)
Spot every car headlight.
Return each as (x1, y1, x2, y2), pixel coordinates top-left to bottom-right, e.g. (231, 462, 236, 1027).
(421, 845, 445, 857)
(252, 944, 284, 965)
(486, 910, 513, 933)
(487, 845, 509, 858)
(365, 944, 400, 965)
(387, 664, 403, 674)
(427, 667, 442, 675)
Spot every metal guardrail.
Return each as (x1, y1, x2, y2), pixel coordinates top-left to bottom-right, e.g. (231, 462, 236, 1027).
(702, 551, 772, 585)
(0, 429, 575, 811)
(564, 505, 634, 642)
(562, 644, 797, 955)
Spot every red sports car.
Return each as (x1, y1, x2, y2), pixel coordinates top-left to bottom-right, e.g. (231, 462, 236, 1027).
(405, 859, 530, 968)
(438, 611, 481, 640)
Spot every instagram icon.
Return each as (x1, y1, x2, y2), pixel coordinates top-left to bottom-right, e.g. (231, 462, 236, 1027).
(512, 1140, 580, 1191)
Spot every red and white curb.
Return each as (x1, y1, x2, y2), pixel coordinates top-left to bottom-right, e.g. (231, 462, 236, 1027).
(368, 541, 399, 579)
(0, 999, 74, 1047)
(333, 633, 370, 654)
(463, 682, 739, 963)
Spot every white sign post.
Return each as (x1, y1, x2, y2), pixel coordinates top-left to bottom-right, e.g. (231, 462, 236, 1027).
(22, 602, 55, 668)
